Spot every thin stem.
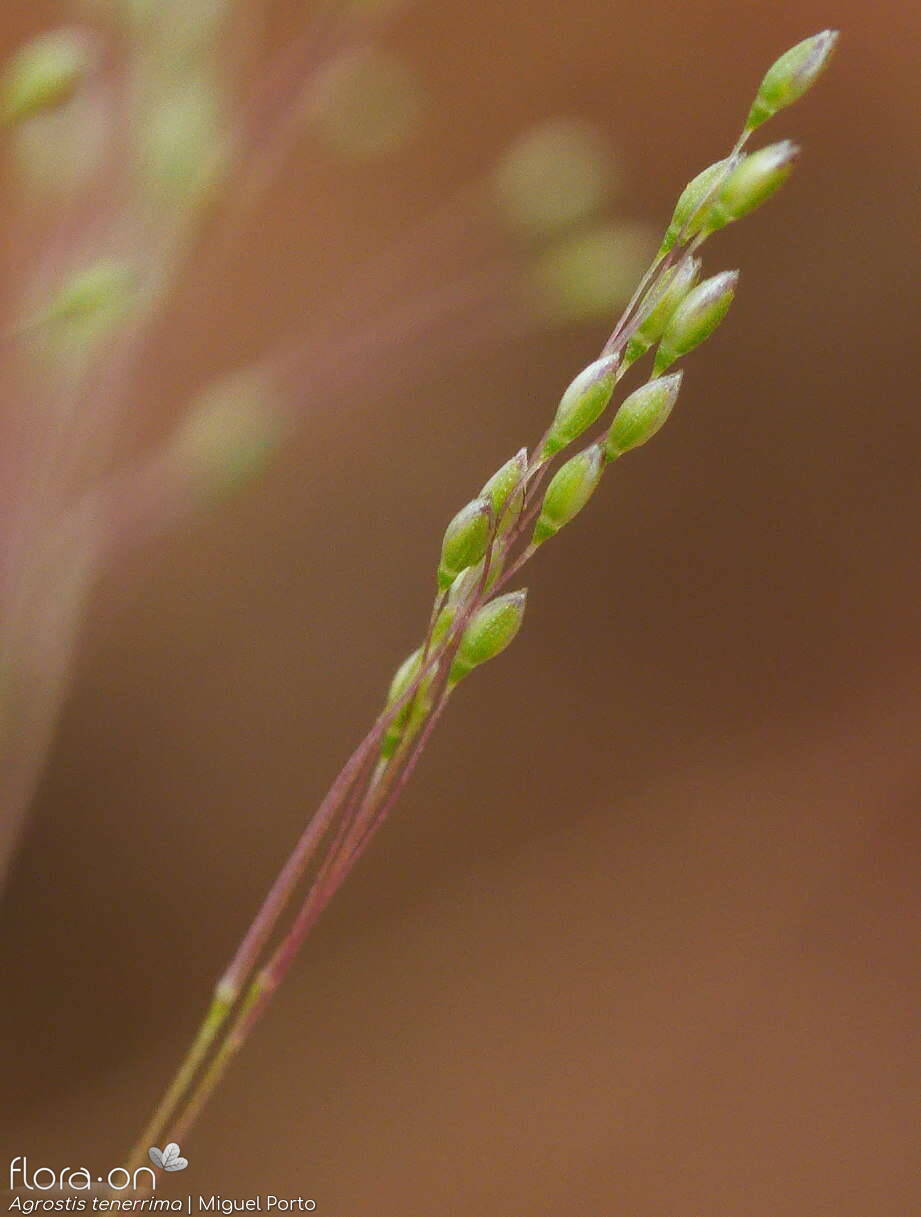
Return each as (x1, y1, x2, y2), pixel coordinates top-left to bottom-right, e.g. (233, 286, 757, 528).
(126, 990, 235, 1173)
(127, 624, 455, 1158)
(159, 524, 502, 1147)
(129, 559, 482, 1155)
(165, 696, 417, 1149)
(168, 974, 268, 1147)
(492, 542, 538, 594)
(215, 712, 387, 998)
(341, 684, 455, 874)
(167, 681, 457, 1148)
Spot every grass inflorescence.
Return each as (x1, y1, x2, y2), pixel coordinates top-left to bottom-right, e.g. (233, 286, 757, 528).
(122, 27, 838, 1163)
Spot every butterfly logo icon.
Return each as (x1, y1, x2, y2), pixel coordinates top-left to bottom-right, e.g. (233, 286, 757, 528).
(148, 1143, 189, 1173)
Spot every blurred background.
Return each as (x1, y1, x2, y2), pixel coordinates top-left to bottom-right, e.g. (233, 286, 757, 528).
(1, 1, 919, 1214)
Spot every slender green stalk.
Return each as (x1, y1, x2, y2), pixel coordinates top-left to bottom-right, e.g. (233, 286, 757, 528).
(127, 29, 839, 1157)
(124, 618, 459, 1169)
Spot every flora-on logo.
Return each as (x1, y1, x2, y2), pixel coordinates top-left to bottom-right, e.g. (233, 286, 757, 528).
(147, 1144, 189, 1173)
(9, 1157, 157, 1192)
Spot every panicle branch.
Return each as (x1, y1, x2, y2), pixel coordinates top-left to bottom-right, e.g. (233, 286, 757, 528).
(125, 27, 838, 1161)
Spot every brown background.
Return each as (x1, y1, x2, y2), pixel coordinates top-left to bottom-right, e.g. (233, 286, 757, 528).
(2, 1, 920, 1214)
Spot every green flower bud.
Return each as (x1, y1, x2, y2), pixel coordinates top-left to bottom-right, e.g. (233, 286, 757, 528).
(705, 142, 800, 231)
(541, 355, 619, 458)
(1, 29, 96, 126)
(746, 31, 839, 131)
(533, 222, 656, 323)
(432, 552, 505, 654)
(653, 270, 738, 376)
(437, 498, 492, 590)
(625, 257, 701, 364)
(605, 372, 683, 460)
(533, 444, 604, 545)
(480, 448, 528, 533)
(433, 564, 495, 653)
(33, 260, 137, 362)
(46, 259, 136, 325)
(173, 368, 282, 501)
(307, 47, 425, 161)
(430, 605, 455, 645)
(447, 553, 505, 607)
(494, 118, 615, 238)
(660, 159, 736, 253)
(449, 591, 527, 684)
(381, 646, 424, 758)
(387, 647, 422, 704)
(139, 75, 228, 204)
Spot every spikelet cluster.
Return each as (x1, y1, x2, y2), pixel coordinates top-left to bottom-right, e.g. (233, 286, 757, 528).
(378, 31, 837, 764)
